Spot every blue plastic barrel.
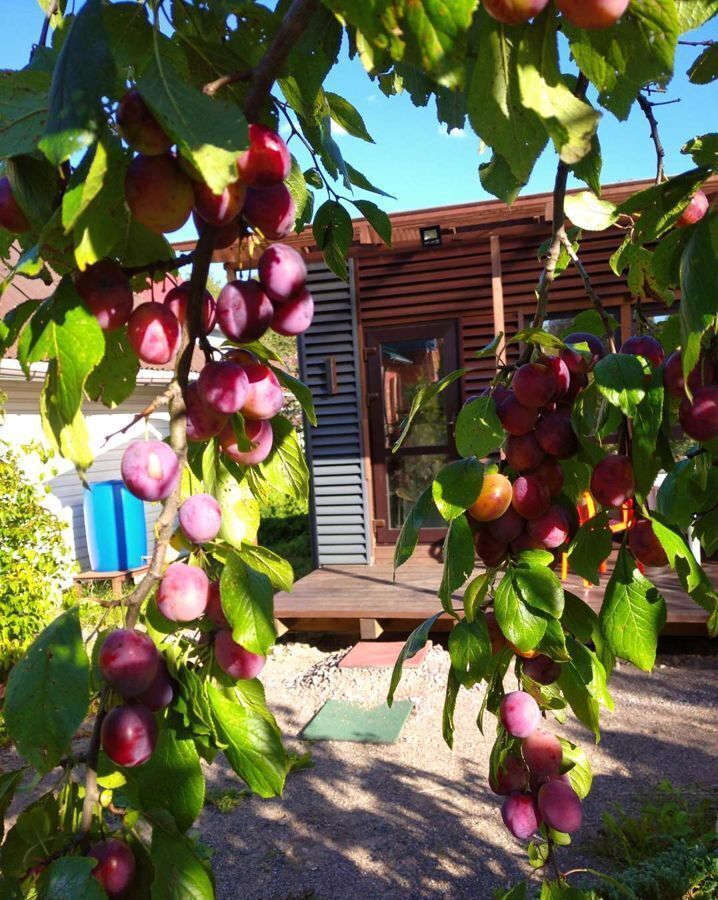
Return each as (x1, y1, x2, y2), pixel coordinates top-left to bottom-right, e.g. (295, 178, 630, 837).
(83, 480, 148, 572)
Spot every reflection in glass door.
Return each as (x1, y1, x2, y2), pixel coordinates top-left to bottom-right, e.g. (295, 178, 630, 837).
(366, 321, 459, 544)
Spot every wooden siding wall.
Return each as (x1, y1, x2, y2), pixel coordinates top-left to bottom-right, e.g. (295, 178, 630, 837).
(299, 261, 372, 565)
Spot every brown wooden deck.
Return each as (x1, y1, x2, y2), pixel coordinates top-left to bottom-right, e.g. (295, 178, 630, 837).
(274, 556, 713, 638)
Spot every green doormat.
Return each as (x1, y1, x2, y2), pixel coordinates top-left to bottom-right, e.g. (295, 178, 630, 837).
(300, 699, 414, 744)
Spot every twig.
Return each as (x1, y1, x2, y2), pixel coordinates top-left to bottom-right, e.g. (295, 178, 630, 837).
(275, 100, 338, 201)
(560, 233, 617, 352)
(32, 1, 58, 60)
(79, 687, 109, 837)
(102, 388, 173, 446)
(636, 93, 666, 184)
(562, 867, 637, 898)
(121, 251, 195, 278)
(678, 39, 715, 46)
(203, 70, 252, 96)
(243, 0, 319, 122)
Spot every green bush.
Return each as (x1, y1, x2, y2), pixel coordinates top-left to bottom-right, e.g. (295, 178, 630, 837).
(0, 438, 70, 674)
(258, 493, 313, 581)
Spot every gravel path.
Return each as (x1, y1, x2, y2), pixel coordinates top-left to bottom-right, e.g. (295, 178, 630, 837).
(204, 642, 718, 900)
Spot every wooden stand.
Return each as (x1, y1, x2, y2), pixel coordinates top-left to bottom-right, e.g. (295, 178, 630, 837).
(73, 565, 150, 599)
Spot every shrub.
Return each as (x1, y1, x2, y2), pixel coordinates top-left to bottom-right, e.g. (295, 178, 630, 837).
(258, 493, 312, 580)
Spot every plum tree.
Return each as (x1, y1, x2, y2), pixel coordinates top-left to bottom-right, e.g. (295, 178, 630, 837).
(521, 729, 563, 781)
(127, 302, 181, 365)
(185, 381, 229, 442)
(556, 0, 630, 28)
(205, 582, 229, 629)
(193, 177, 246, 227)
(483, 0, 550, 25)
(0, 176, 29, 232)
(241, 362, 284, 420)
(537, 780, 583, 833)
(489, 754, 529, 795)
(163, 282, 217, 334)
(197, 360, 249, 415)
(676, 189, 709, 227)
(216, 279, 274, 343)
(101, 704, 158, 768)
(505, 432, 546, 471)
(512, 362, 557, 408)
(522, 655, 561, 685)
(242, 183, 296, 239)
(501, 793, 541, 840)
(75, 260, 134, 332)
(215, 630, 266, 679)
(271, 289, 314, 336)
(500, 691, 541, 738)
(124, 153, 194, 233)
(511, 475, 551, 520)
(620, 335, 665, 368)
(628, 519, 669, 567)
(88, 838, 136, 898)
(258, 243, 307, 301)
(468, 473, 513, 522)
(116, 90, 171, 156)
(156, 562, 210, 622)
(136, 658, 175, 712)
(179, 493, 222, 545)
(497, 394, 538, 436)
(679, 386, 718, 442)
(98, 629, 159, 698)
(590, 455, 635, 507)
(121, 440, 180, 502)
(237, 124, 291, 186)
(220, 418, 273, 465)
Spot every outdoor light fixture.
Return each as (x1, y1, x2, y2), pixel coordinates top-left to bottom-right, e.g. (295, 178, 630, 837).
(420, 225, 442, 247)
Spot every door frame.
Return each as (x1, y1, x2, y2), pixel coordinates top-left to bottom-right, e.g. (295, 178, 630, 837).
(365, 319, 460, 545)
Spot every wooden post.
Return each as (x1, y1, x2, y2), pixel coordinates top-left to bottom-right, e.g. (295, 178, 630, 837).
(359, 618, 383, 640)
(274, 618, 289, 638)
(490, 235, 506, 364)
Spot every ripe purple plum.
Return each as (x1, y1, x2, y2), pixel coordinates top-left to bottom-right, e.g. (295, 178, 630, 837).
(537, 779, 583, 833)
(500, 690, 541, 738)
(101, 704, 158, 767)
(127, 302, 180, 365)
(679, 386, 718, 442)
(216, 279, 273, 343)
(88, 838, 136, 898)
(535, 412, 578, 458)
(121, 440, 179, 501)
(539, 355, 571, 400)
(501, 793, 541, 840)
(512, 363, 558, 409)
(561, 332, 605, 374)
(483, 0, 550, 25)
(193, 210, 238, 250)
(215, 630, 266, 680)
(531, 457, 564, 498)
(271, 289, 314, 336)
(521, 729, 563, 781)
(136, 658, 174, 712)
(237, 124, 291, 186)
(489, 754, 529, 795)
(511, 530, 544, 554)
(75, 260, 134, 332)
(258, 243, 307, 302)
(491, 506, 527, 544)
(497, 394, 538, 436)
(527, 505, 570, 549)
(620, 335, 665, 369)
(676, 189, 709, 228)
(163, 282, 216, 334)
(512, 475, 551, 520)
(219, 418, 273, 465)
(193, 177, 246, 227)
(179, 493, 222, 545)
(590, 455, 635, 508)
(557, 0, 629, 28)
(523, 654, 562, 685)
(505, 432, 546, 472)
(117, 90, 172, 156)
(628, 519, 669, 568)
(157, 562, 210, 622)
(0, 176, 30, 232)
(475, 528, 508, 567)
(185, 381, 228, 442)
(468, 473, 513, 522)
(485, 610, 507, 655)
(241, 363, 284, 420)
(205, 581, 229, 629)
(197, 360, 249, 415)
(663, 351, 716, 397)
(98, 629, 159, 698)
(125, 153, 194, 234)
(243, 183, 296, 240)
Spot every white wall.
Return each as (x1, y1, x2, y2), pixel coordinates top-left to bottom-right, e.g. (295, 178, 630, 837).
(1, 372, 171, 571)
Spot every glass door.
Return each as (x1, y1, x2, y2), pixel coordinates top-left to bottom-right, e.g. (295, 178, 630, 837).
(365, 321, 460, 545)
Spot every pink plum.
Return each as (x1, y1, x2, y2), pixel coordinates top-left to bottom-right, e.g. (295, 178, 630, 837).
(178, 493, 222, 544)
(121, 440, 179, 502)
(156, 562, 209, 622)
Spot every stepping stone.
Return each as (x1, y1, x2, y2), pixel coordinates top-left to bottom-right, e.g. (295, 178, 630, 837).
(300, 699, 414, 744)
(338, 640, 432, 669)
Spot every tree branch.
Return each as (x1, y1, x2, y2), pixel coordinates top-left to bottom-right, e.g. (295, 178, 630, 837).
(121, 251, 195, 278)
(79, 687, 109, 838)
(103, 387, 173, 446)
(243, 0, 319, 122)
(203, 70, 252, 97)
(560, 233, 617, 352)
(32, 1, 58, 60)
(636, 93, 666, 184)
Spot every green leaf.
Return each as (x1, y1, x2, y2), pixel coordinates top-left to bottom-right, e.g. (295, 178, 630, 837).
(566, 513, 612, 586)
(479, 152, 525, 204)
(126, 727, 204, 833)
(571, 134, 602, 197)
(37, 857, 106, 900)
(564, 191, 617, 232)
(392, 368, 465, 452)
(432, 458, 484, 521)
(618, 168, 711, 242)
(312, 199, 353, 280)
(346, 162, 395, 199)
(494, 571, 547, 653)
(138, 53, 247, 193)
(688, 44, 718, 84)
(449, 617, 491, 686)
(675, 0, 718, 32)
(467, 10, 547, 186)
(387, 612, 442, 706)
(600, 546, 666, 671)
(6, 154, 60, 231)
(352, 199, 391, 246)
(39, 0, 115, 165)
(694, 507, 718, 557)
(559, 637, 612, 740)
(593, 353, 646, 417)
(537, 616, 570, 662)
(559, 457, 593, 506)
(206, 683, 287, 798)
(211, 459, 260, 548)
(5, 608, 89, 773)
(682, 133, 718, 167)
(0, 69, 50, 158)
(40, 363, 94, 474)
(285, 158, 312, 234)
(150, 816, 214, 899)
(438, 516, 475, 614)
(558, 738, 593, 800)
(517, 11, 600, 166)
(220, 551, 275, 656)
(394, 486, 437, 571)
(256, 417, 309, 501)
(462, 573, 491, 623)
(85, 330, 140, 409)
(631, 367, 665, 501)
(238, 543, 294, 593)
(512, 562, 564, 618)
(442, 667, 461, 750)
(0, 299, 39, 357)
(455, 396, 503, 459)
(679, 213, 718, 377)
(267, 364, 316, 427)
(511, 328, 566, 350)
(326, 91, 373, 142)
(0, 770, 25, 841)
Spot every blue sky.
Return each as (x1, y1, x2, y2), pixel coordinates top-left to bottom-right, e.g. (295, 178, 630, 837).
(3, 1, 717, 245)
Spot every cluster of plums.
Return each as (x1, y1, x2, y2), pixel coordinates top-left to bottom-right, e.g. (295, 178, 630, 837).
(483, 0, 630, 29)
